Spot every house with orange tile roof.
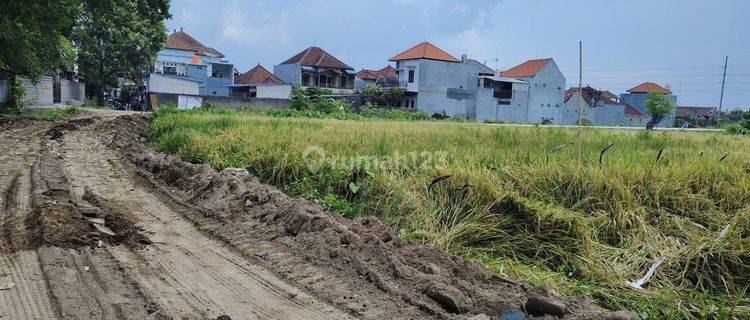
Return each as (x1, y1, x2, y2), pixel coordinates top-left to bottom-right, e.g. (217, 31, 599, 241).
(148, 28, 235, 97)
(385, 42, 569, 123)
(230, 64, 291, 99)
(273, 47, 356, 94)
(146, 28, 237, 109)
(497, 58, 566, 124)
(619, 82, 677, 127)
(354, 66, 397, 89)
(387, 42, 533, 121)
(563, 86, 639, 126)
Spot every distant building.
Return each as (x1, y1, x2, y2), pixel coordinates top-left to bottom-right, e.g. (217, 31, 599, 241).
(619, 82, 677, 127)
(355, 66, 397, 89)
(387, 42, 563, 123)
(389, 42, 475, 115)
(675, 106, 716, 127)
(624, 104, 649, 127)
(231, 64, 291, 99)
(148, 29, 234, 97)
(563, 86, 627, 126)
(273, 47, 356, 94)
(498, 58, 566, 124)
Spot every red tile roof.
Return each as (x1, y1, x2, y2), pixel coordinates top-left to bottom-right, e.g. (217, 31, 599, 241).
(499, 58, 552, 78)
(280, 47, 352, 70)
(165, 30, 224, 58)
(389, 42, 460, 63)
(356, 70, 378, 80)
(234, 64, 284, 85)
(375, 66, 396, 78)
(356, 66, 397, 81)
(564, 86, 622, 104)
(627, 82, 671, 94)
(624, 104, 649, 119)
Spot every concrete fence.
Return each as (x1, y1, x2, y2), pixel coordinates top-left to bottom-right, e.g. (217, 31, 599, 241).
(148, 93, 290, 111)
(10, 75, 86, 107)
(18, 76, 54, 106)
(0, 77, 9, 104)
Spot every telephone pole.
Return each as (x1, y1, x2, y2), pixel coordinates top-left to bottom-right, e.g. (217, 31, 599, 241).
(719, 55, 728, 114)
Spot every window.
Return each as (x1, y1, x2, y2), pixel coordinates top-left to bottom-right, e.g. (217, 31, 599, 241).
(302, 74, 311, 86)
(408, 70, 415, 83)
(543, 83, 547, 88)
(340, 76, 347, 88)
(411, 100, 415, 108)
(163, 66, 177, 75)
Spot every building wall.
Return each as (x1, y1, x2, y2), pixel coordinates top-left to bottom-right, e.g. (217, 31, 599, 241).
(521, 61, 566, 124)
(273, 63, 301, 85)
(594, 103, 626, 126)
(205, 76, 230, 96)
(475, 83, 530, 123)
(561, 92, 594, 125)
(619, 92, 677, 127)
(257, 84, 292, 99)
(147, 73, 201, 95)
(406, 59, 477, 117)
(203, 96, 290, 109)
(59, 79, 85, 104)
(624, 117, 648, 127)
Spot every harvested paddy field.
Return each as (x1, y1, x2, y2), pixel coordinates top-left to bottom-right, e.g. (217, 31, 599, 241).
(147, 107, 750, 319)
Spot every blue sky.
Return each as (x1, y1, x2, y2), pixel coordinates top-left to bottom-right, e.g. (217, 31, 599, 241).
(167, 0, 750, 109)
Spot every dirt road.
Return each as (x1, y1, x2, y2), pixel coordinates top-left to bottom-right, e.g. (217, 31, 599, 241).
(0, 112, 626, 320)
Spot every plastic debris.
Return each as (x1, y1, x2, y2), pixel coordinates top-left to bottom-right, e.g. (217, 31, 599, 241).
(0, 282, 16, 290)
(718, 224, 730, 239)
(626, 256, 666, 290)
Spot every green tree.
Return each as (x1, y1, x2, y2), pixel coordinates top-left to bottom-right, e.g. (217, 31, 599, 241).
(75, 0, 170, 106)
(360, 85, 382, 106)
(0, 0, 79, 78)
(0, 0, 79, 113)
(382, 87, 403, 108)
(644, 91, 675, 130)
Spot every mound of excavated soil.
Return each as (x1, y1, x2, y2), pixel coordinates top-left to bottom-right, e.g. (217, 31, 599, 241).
(103, 115, 636, 320)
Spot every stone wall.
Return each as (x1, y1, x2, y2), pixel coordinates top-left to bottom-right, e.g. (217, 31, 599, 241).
(18, 76, 54, 106)
(203, 95, 289, 110)
(14, 76, 85, 107)
(150, 93, 290, 110)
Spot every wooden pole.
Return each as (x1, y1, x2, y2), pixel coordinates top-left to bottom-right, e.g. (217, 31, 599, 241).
(719, 55, 728, 115)
(577, 41, 583, 161)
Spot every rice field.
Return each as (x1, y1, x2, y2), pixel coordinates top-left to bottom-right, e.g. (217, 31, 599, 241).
(147, 108, 750, 319)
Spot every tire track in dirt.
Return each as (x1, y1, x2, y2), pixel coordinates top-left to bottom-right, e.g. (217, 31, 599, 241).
(61, 118, 352, 319)
(1, 119, 165, 320)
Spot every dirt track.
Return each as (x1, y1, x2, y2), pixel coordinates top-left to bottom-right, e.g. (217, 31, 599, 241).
(0, 112, 631, 320)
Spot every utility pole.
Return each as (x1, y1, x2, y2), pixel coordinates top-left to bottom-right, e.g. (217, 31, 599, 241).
(719, 55, 728, 114)
(577, 41, 583, 160)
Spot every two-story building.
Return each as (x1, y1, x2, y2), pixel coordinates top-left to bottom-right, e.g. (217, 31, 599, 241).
(619, 82, 677, 127)
(148, 29, 234, 98)
(387, 42, 563, 123)
(498, 58, 566, 124)
(273, 47, 356, 94)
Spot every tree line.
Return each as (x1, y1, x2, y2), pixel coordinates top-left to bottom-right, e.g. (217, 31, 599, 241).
(0, 0, 170, 112)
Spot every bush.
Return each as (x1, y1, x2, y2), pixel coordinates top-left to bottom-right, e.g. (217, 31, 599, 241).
(1, 80, 26, 115)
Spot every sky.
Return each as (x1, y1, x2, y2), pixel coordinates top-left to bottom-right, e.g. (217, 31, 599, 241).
(166, 0, 750, 110)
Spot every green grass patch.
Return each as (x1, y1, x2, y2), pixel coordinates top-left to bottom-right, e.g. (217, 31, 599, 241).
(147, 107, 750, 319)
(0, 106, 82, 121)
